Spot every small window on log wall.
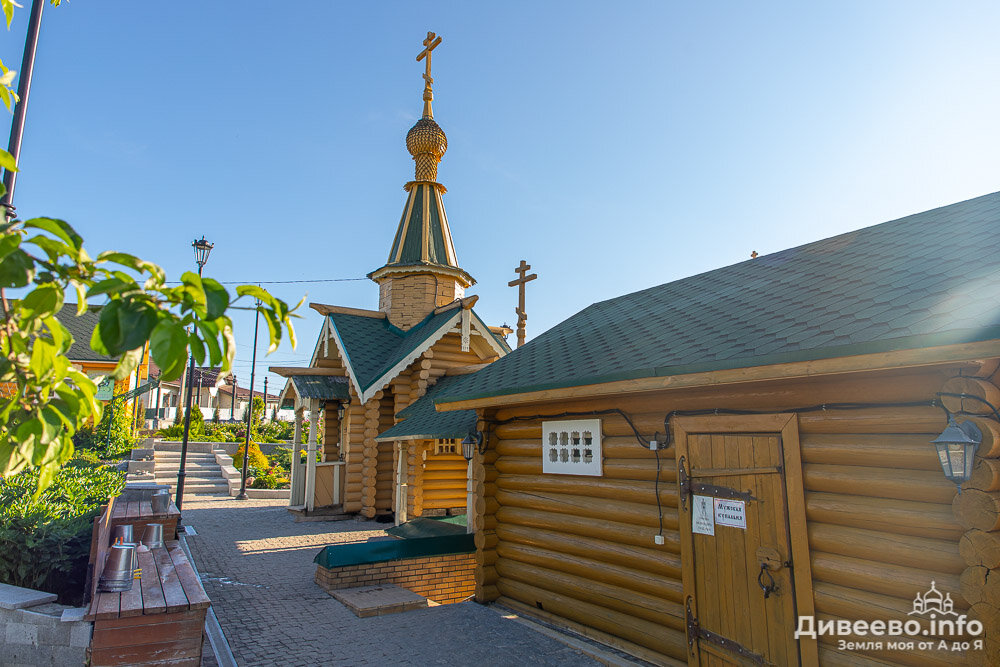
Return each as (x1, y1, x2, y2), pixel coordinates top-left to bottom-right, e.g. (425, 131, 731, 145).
(434, 439, 459, 455)
(542, 419, 602, 476)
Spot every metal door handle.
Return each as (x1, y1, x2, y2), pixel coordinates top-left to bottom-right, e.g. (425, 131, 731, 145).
(758, 563, 778, 599)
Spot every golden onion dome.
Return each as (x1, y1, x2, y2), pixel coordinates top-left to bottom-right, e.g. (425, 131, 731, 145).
(406, 117, 448, 158)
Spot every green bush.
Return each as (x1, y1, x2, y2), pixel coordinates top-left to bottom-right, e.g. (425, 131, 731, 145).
(72, 401, 138, 460)
(0, 465, 125, 605)
(268, 446, 293, 473)
(249, 468, 289, 489)
(232, 442, 269, 471)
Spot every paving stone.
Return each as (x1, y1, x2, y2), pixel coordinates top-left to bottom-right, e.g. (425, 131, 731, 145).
(181, 492, 602, 666)
(331, 584, 427, 617)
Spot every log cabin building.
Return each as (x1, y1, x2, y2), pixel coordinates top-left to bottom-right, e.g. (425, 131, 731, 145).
(434, 192, 1000, 666)
(272, 34, 510, 521)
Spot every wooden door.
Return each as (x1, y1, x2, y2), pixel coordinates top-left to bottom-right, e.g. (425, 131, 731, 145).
(674, 414, 817, 667)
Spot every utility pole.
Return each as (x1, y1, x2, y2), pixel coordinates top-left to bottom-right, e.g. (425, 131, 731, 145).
(1, 0, 45, 218)
(263, 376, 268, 423)
(236, 303, 261, 501)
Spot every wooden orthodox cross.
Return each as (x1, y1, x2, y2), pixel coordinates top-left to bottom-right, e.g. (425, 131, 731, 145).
(416, 31, 442, 115)
(508, 259, 537, 348)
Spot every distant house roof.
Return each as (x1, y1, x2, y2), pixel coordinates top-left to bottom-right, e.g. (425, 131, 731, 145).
(376, 375, 477, 441)
(437, 191, 1000, 406)
(327, 305, 509, 403)
(55, 304, 116, 363)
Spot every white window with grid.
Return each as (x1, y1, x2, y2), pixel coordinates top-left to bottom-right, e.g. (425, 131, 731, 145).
(542, 419, 602, 476)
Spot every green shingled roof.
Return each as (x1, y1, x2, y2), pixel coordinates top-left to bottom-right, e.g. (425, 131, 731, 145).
(329, 307, 508, 401)
(436, 191, 1000, 406)
(290, 376, 351, 401)
(375, 375, 477, 441)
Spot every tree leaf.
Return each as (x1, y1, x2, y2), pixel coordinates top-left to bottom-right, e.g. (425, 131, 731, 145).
(22, 217, 82, 251)
(0, 248, 33, 288)
(201, 278, 229, 320)
(95, 251, 165, 283)
(111, 346, 143, 380)
(0, 148, 15, 172)
(95, 300, 123, 354)
(19, 284, 62, 318)
(149, 320, 188, 381)
(114, 299, 158, 352)
(195, 319, 222, 366)
(0, 231, 20, 263)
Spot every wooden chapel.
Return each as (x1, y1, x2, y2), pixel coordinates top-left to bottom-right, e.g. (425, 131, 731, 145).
(271, 32, 510, 521)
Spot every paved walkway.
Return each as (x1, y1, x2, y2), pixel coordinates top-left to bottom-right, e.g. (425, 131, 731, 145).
(180, 493, 602, 666)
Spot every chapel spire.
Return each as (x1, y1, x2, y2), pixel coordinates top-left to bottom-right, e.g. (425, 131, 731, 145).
(368, 31, 475, 331)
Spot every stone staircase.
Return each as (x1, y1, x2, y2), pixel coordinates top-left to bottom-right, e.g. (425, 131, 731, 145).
(153, 441, 229, 495)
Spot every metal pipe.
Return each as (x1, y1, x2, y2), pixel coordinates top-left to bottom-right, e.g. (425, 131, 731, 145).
(1, 0, 44, 213)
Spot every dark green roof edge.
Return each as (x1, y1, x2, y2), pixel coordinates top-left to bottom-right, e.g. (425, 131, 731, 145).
(436, 325, 1000, 406)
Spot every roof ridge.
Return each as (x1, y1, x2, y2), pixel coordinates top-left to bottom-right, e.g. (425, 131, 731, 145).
(588, 189, 1000, 311)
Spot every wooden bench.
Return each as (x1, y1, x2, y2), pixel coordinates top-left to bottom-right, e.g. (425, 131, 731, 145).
(86, 495, 210, 666)
(110, 495, 180, 542)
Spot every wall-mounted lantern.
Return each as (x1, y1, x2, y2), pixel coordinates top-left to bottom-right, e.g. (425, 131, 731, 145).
(931, 417, 982, 491)
(462, 431, 484, 462)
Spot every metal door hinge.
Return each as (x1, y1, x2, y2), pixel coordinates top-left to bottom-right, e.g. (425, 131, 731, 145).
(678, 456, 758, 511)
(686, 597, 768, 665)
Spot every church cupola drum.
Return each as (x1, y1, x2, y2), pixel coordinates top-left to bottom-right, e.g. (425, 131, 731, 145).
(369, 32, 475, 330)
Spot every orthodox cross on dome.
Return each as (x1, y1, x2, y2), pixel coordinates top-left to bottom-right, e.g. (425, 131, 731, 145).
(508, 259, 537, 348)
(416, 31, 442, 118)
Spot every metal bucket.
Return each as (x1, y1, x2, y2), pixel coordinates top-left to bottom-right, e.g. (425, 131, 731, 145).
(141, 523, 164, 549)
(151, 490, 171, 514)
(111, 524, 133, 545)
(97, 544, 136, 592)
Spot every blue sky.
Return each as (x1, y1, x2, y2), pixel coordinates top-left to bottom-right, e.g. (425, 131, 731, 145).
(3, 2, 1000, 396)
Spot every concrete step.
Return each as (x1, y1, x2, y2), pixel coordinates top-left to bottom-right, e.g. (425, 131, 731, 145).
(155, 453, 218, 461)
(155, 470, 223, 481)
(158, 481, 229, 493)
(154, 460, 219, 469)
(153, 441, 222, 454)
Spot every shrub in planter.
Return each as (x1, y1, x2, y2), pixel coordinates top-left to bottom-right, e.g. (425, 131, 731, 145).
(0, 464, 125, 605)
(232, 442, 268, 471)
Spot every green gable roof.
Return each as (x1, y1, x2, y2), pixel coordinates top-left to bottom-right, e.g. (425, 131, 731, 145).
(436, 191, 1000, 406)
(290, 376, 351, 402)
(329, 307, 508, 401)
(375, 375, 477, 441)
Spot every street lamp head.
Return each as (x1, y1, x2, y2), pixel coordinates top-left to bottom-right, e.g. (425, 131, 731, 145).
(192, 236, 214, 268)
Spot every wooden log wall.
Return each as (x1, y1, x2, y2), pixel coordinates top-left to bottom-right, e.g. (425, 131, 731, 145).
(946, 371, 1000, 666)
(322, 406, 340, 460)
(315, 354, 348, 461)
(375, 394, 396, 512)
(408, 441, 430, 517)
(359, 392, 383, 519)
(341, 397, 366, 514)
(422, 451, 467, 511)
(477, 364, 985, 666)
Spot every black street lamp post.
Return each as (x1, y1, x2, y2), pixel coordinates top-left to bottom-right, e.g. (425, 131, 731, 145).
(236, 303, 261, 501)
(175, 237, 213, 520)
